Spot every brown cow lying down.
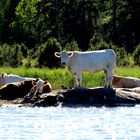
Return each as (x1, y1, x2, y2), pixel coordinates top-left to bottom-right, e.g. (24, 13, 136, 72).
(0, 79, 38, 100)
(112, 75, 140, 88)
(25, 79, 52, 99)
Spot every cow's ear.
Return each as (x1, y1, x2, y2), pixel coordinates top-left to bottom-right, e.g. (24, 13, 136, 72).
(32, 79, 38, 85)
(1, 72, 6, 77)
(54, 52, 60, 58)
(68, 52, 73, 57)
(44, 81, 48, 84)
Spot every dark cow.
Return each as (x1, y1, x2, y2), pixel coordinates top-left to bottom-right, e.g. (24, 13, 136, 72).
(0, 79, 37, 100)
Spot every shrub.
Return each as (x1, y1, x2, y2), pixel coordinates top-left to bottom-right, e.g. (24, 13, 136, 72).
(116, 47, 134, 66)
(133, 44, 140, 66)
(89, 39, 111, 51)
(0, 43, 27, 67)
(65, 40, 80, 51)
(38, 37, 61, 68)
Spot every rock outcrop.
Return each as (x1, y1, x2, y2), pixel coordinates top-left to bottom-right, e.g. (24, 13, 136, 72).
(22, 87, 140, 107)
(1, 87, 140, 107)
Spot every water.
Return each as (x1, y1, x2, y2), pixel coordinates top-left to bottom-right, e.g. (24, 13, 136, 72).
(0, 106, 140, 140)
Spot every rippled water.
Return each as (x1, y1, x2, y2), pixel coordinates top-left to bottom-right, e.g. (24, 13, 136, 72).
(0, 105, 140, 140)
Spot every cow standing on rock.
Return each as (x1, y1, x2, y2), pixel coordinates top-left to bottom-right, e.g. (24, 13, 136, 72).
(55, 49, 116, 88)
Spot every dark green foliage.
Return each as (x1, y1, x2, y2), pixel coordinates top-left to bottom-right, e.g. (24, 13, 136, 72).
(38, 38, 61, 68)
(109, 0, 140, 52)
(1, 0, 140, 50)
(0, 0, 20, 43)
(133, 44, 140, 66)
(65, 40, 80, 51)
(62, 0, 99, 50)
(0, 43, 27, 67)
(0, 0, 140, 67)
(89, 40, 111, 50)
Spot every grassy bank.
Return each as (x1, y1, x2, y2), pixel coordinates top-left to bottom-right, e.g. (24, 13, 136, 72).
(0, 67, 140, 89)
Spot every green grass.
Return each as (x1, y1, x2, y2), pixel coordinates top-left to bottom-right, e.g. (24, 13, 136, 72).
(1, 67, 140, 89)
(115, 66, 140, 78)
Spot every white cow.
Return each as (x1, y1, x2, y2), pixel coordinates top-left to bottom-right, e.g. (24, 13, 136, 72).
(0, 72, 36, 86)
(55, 49, 116, 87)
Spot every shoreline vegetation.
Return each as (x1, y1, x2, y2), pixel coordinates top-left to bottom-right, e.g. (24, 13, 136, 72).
(1, 67, 140, 90)
(1, 67, 140, 107)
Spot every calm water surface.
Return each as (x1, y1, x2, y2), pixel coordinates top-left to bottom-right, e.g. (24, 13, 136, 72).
(0, 105, 140, 140)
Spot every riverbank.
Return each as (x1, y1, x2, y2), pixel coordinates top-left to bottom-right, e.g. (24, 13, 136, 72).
(0, 99, 22, 107)
(1, 67, 140, 107)
(1, 87, 140, 108)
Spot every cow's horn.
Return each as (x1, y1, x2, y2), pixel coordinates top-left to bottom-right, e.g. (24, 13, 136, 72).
(68, 52, 73, 57)
(54, 52, 61, 58)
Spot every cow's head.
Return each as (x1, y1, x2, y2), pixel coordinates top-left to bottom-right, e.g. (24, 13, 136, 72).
(0, 72, 7, 86)
(35, 79, 45, 93)
(28, 80, 52, 96)
(54, 50, 73, 65)
(43, 81, 52, 93)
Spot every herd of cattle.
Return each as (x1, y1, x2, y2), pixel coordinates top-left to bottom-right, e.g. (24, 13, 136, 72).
(0, 49, 140, 100)
(0, 73, 52, 100)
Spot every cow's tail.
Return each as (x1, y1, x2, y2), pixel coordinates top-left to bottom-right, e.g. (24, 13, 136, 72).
(114, 65, 117, 75)
(113, 60, 118, 75)
(112, 52, 118, 75)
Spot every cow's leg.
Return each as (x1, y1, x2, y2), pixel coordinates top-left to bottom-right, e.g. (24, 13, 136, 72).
(108, 71, 113, 88)
(104, 66, 114, 88)
(104, 69, 108, 88)
(75, 73, 82, 87)
(33, 90, 41, 99)
(25, 85, 37, 98)
(105, 69, 113, 88)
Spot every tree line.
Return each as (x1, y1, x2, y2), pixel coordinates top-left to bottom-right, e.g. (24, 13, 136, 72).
(0, 0, 140, 68)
